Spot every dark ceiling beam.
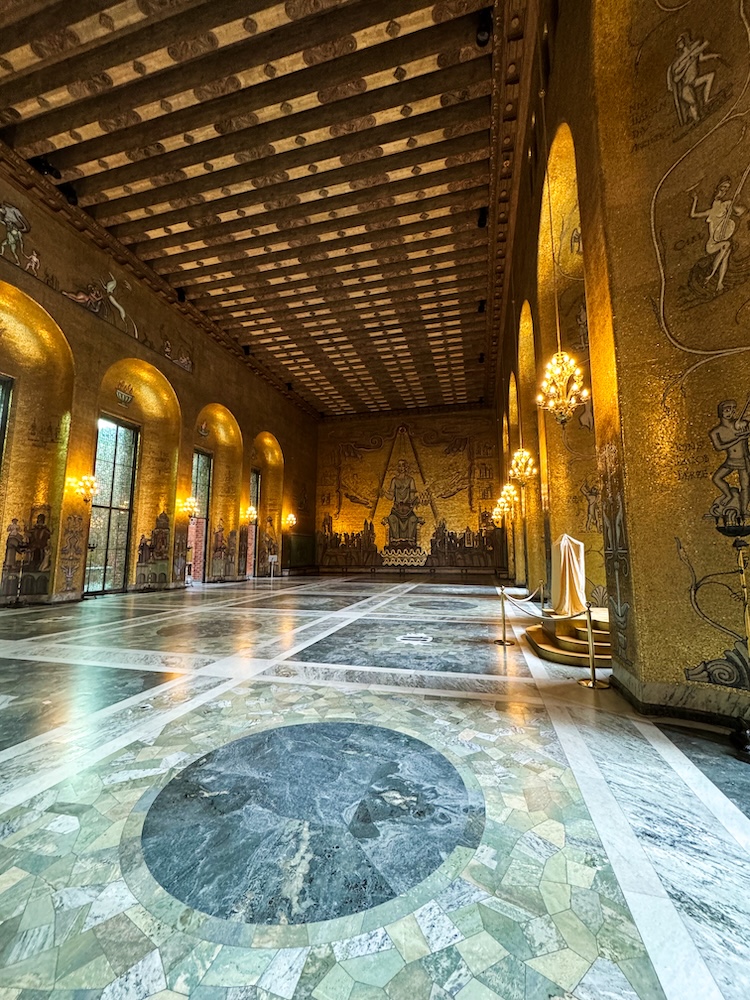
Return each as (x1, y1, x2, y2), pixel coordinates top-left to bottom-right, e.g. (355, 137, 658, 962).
(0, 0, 294, 106)
(97, 97, 490, 225)
(5, 10, 479, 152)
(146, 165, 487, 265)
(210, 262, 486, 320)
(151, 188, 487, 277)
(179, 246, 487, 300)
(132, 144, 489, 254)
(227, 310, 487, 341)
(64, 55, 490, 192)
(217, 287, 487, 330)
(189, 271, 486, 322)
(209, 261, 486, 311)
(199, 267, 486, 314)
(0, 0, 113, 50)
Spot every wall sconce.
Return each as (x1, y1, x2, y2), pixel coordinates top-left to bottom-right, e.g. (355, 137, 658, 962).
(285, 513, 297, 529)
(244, 504, 258, 524)
(71, 475, 99, 504)
(179, 496, 200, 519)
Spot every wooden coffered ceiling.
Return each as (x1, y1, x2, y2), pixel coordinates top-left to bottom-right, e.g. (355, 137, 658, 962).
(0, 0, 530, 417)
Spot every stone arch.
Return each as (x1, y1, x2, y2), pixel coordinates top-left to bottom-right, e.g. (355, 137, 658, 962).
(537, 122, 604, 597)
(0, 281, 74, 600)
(194, 403, 243, 581)
(516, 300, 546, 590)
(94, 358, 181, 591)
(252, 431, 284, 577)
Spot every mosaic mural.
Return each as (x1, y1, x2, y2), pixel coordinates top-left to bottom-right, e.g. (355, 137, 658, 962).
(317, 415, 501, 570)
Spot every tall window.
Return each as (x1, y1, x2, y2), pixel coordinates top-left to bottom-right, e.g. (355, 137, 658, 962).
(187, 450, 212, 581)
(0, 375, 13, 470)
(250, 467, 261, 510)
(86, 417, 138, 593)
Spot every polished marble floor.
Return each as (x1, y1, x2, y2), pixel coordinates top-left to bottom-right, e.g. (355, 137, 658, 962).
(0, 576, 746, 1000)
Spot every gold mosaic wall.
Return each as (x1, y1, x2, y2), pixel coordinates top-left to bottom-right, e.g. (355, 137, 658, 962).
(536, 126, 606, 600)
(0, 166, 317, 602)
(590, 0, 750, 710)
(501, 0, 750, 716)
(316, 411, 501, 571)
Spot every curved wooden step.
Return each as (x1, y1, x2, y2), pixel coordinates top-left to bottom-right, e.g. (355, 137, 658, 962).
(556, 633, 611, 656)
(526, 624, 612, 669)
(573, 625, 610, 643)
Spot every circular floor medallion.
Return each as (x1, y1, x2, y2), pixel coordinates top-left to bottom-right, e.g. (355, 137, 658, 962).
(141, 722, 484, 925)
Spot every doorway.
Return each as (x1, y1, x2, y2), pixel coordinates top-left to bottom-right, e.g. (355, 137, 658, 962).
(188, 449, 212, 582)
(85, 417, 139, 594)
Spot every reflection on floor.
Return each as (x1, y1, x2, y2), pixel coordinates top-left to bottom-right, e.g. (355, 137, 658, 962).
(0, 576, 745, 1000)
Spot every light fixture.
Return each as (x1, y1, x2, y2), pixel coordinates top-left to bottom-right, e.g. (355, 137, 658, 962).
(285, 513, 297, 529)
(179, 496, 200, 519)
(72, 475, 98, 504)
(492, 484, 519, 526)
(535, 70, 590, 427)
(244, 504, 258, 523)
(537, 352, 589, 426)
(476, 7, 492, 47)
(509, 449, 537, 487)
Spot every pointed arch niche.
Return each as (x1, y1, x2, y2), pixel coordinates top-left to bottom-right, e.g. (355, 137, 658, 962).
(0, 282, 73, 601)
(190, 404, 243, 582)
(252, 431, 284, 577)
(86, 359, 181, 593)
(517, 300, 547, 590)
(537, 123, 605, 598)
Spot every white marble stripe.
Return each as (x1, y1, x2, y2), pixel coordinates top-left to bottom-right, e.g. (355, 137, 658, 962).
(0, 676, 245, 815)
(0, 643, 212, 669)
(254, 671, 545, 705)
(272, 657, 538, 687)
(266, 583, 418, 663)
(631, 719, 750, 857)
(0, 672, 197, 765)
(513, 625, 727, 1000)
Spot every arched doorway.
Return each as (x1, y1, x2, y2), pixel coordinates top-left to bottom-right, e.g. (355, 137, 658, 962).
(189, 404, 243, 582)
(251, 432, 284, 577)
(85, 360, 180, 594)
(0, 282, 73, 601)
(536, 123, 605, 601)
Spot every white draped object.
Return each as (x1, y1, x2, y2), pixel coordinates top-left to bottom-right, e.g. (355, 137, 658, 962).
(551, 533, 587, 616)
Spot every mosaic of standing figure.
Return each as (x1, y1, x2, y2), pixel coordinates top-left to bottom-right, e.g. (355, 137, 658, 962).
(1, 507, 53, 597)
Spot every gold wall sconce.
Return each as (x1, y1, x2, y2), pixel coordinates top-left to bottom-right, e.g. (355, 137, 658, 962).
(179, 496, 200, 519)
(70, 474, 99, 504)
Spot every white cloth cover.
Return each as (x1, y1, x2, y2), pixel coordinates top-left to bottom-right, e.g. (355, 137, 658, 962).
(551, 533, 587, 616)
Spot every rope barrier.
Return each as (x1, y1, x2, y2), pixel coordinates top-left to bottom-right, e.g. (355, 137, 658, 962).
(495, 588, 611, 692)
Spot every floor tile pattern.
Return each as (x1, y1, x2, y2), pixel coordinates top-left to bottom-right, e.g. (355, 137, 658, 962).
(0, 576, 745, 1000)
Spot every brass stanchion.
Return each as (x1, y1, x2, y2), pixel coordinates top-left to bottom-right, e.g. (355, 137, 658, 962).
(539, 580, 545, 612)
(494, 586, 515, 646)
(578, 601, 610, 689)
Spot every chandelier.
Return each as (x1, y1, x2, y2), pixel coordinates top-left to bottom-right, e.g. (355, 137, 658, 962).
(509, 449, 537, 487)
(535, 84, 590, 427)
(244, 504, 258, 524)
(492, 482, 519, 525)
(537, 352, 589, 426)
